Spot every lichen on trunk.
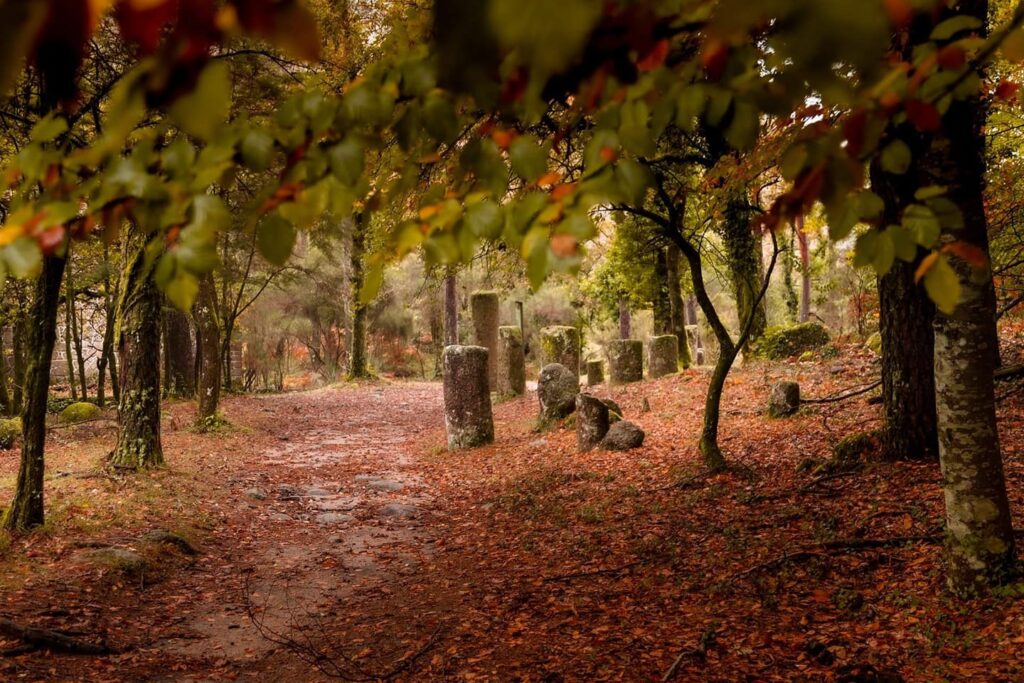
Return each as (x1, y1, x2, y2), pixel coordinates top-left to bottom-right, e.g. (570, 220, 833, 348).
(111, 223, 163, 469)
(194, 273, 221, 426)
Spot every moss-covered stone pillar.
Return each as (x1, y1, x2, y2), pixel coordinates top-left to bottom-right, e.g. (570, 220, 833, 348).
(471, 291, 500, 389)
(442, 345, 494, 450)
(607, 339, 643, 385)
(648, 335, 679, 379)
(497, 326, 525, 398)
(586, 359, 604, 387)
(539, 326, 580, 378)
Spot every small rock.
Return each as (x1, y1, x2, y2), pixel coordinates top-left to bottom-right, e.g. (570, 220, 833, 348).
(276, 484, 300, 498)
(81, 547, 146, 574)
(315, 513, 353, 524)
(244, 488, 267, 500)
(269, 512, 293, 521)
(380, 503, 418, 518)
(365, 480, 403, 492)
(601, 421, 645, 451)
(537, 363, 579, 424)
(768, 381, 800, 418)
(140, 530, 197, 555)
(601, 398, 624, 422)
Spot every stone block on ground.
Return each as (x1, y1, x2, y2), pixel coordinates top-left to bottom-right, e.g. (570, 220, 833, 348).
(768, 380, 800, 418)
(586, 359, 604, 386)
(539, 326, 580, 377)
(470, 291, 500, 388)
(443, 345, 495, 449)
(537, 363, 579, 425)
(648, 335, 679, 379)
(607, 339, 643, 384)
(497, 326, 526, 397)
(601, 420, 645, 451)
(576, 394, 610, 451)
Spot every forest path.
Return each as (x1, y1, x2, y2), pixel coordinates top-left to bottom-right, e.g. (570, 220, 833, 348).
(151, 381, 447, 680)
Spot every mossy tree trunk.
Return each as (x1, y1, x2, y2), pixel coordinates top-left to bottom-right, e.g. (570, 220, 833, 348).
(666, 242, 691, 368)
(721, 200, 766, 349)
(925, 0, 1015, 595)
(164, 305, 196, 398)
(96, 242, 118, 408)
(63, 294, 77, 401)
(653, 247, 671, 335)
(194, 274, 221, 423)
(617, 297, 631, 339)
(66, 251, 88, 401)
(4, 254, 67, 530)
(11, 314, 26, 414)
(111, 223, 163, 469)
(443, 269, 458, 346)
(349, 213, 370, 379)
(0, 326, 10, 414)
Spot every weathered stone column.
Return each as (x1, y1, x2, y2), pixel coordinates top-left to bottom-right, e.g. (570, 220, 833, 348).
(539, 326, 580, 378)
(648, 335, 679, 379)
(470, 291, 500, 389)
(497, 326, 526, 398)
(442, 345, 494, 449)
(537, 363, 579, 425)
(577, 393, 610, 451)
(607, 339, 643, 384)
(586, 359, 604, 387)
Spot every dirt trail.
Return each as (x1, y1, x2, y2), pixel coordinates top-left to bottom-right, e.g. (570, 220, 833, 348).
(1, 382, 447, 682)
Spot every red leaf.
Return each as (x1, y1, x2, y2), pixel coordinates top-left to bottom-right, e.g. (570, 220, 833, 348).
(843, 109, 868, 158)
(883, 0, 913, 27)
(905, 100, 941, 133)
(942, 241, 988, 268)
(937, 45, 966, 70)
(636, 39, 669, 72)
(37, 225, 66, 255)
(996, 80, 1021, 101)
(700, 38, 729, 81)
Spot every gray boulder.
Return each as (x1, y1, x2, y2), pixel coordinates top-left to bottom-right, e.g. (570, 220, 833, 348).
(601, 420, 645, 451)
(537, 363, 579, 424)
(768, 381, 800, 418)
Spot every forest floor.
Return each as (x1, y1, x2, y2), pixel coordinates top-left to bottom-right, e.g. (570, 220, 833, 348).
(2, 343, 1024, 681)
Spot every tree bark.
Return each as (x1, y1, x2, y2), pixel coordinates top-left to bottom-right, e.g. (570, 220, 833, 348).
(926, 0, 1015, 596)
(348, 214, 370, 378)
(194, 274, 221, 423)
(111, 223, 163, 469)
(4, 254, 67, 530)
(163, 305, 195, 398)
(653, 247, 672, 335)
(618, 297, 631, 339)
(0, 326, 10, 415)
(66, 253, 88, 401)
(443, 270, 458, 346)
(796, 225, 811, 324)
(666, 242, 691, 368)
(11, 314, 26, 414)
(63, 294, 77, 401)
(721, 201, 766, 347)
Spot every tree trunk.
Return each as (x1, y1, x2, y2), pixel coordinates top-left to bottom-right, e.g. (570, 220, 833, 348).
(0, 326, 10, 415)
(4, 254, 67, 530)
(349, 215, 369, 378)
(618, 297, 631, 339)
(111, 224, 163, 469)
(666, 242, 691, 368)
(796, 224, 811, 324)
(63, 295, 77, 401)
(66, 255, 88, 401)
(653, 247, 671, 335)
(870, 158, 939, 462)
(194, 274, 221, 423)
(721, 201, 766, 347)
(11, 315, 26, 414)
(782, 230, 799, 323)
(927, 1, 1015, 594)
(163, 305, 195, 398)
(443, 270, 458, 346)
(97, 242, 118, 408)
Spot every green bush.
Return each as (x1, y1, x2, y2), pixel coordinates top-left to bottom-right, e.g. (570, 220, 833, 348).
(59, 402, 102, 424)
(47, 396, 77, 414)
(756, 323, 830, 360)
(0, 418, 19, 449)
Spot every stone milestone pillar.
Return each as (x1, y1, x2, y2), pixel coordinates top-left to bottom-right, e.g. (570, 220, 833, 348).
(470, 291, 500, 389)
(576, 393, 610, 452)
(648, 335, 679, 379)
(497, 326, 526, 397)
(586, 359, 604, 387)
(539, 326, 580, 378)
(442, 345, 495, 449)
(607, 339, 643, 385)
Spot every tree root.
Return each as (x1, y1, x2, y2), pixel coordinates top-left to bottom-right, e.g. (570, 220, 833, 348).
(0, 618, 117, 655)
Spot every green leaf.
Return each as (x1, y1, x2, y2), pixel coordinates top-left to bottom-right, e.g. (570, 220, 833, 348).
(871, 228, 895, 275)
(725, 99, 760, 151)
(4, 236, 40, 278)
(930, 15, 982, 41)
(853, 230, 878, 269)
(165, 271, 199, 311)
(853, 190, 884, 220)
(240, 130, 275, 172)
(30, 114, 67, 143)
(914, 185, 947, 201)
(464, 199, 503, 239)
(675, 86, 706, 132)
(614, 159, 651, 205)
(329, 137, 365, 186)
(509, 135, 548, 182)
(780, 144, 809, 181)
(888, 225, 918, 262)
(359, 262, 384, 304)
(902, 204, 940, 247)
(925, 197, 964, 230)
(488, 0, 601, 77)
(256, 214, 297, 266)
(923, 254, 961, 314)
(880, 139, 912, 175)
(169, 61, 232, 142)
